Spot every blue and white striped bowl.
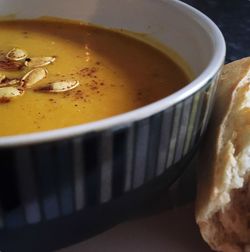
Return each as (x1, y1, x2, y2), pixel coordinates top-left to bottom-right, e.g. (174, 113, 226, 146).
(0, 0, 225, 251)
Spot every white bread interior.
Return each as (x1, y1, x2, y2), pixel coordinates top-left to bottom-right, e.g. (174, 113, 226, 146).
(196, 57, 250, 252)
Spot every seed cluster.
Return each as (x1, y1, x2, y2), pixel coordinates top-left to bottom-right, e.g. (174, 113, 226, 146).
(0, 48, 80, 103)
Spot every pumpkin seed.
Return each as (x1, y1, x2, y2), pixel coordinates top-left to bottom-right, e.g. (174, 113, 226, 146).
(0, 60, 24, 71)
(25, 56, 56, 68)
(0, 78, 20, 87)
(6, 48, 28, 61)
(36, 80, 79, 93)
(0, 73, 6, 83)
(7, 79, 20, 86)
(21, 68, 48, 88)
(0, 86, 24, 98)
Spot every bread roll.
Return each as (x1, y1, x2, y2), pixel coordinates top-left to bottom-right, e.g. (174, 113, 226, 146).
(196, 57, 250, 252)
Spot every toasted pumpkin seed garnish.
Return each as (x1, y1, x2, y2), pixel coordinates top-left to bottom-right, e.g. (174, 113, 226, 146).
(25, 56, 56, 68)
(0, 78, 20, 87)
(21, 68, 48, 88)
(8, 79, 20, 86)
(0, 73, 6, 83)
(6, 48, 28, 61)
(0, 60, 24, 71)
(36, 80, 80, 93)
(0, 86, 24, 98)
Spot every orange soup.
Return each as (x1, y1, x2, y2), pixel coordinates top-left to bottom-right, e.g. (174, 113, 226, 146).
(0, 18, 190, 136)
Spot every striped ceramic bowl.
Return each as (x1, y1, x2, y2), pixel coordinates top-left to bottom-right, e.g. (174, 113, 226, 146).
(0, 0, 225, 251)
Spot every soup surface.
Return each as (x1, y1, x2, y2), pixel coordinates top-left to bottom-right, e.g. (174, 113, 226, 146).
(0, 18, 190, 136)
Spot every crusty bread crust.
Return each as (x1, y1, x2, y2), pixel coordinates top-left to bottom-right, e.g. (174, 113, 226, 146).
(196, 58, 250, 252)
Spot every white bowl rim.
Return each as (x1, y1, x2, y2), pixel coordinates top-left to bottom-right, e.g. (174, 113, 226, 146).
(0, 0, 226, 147)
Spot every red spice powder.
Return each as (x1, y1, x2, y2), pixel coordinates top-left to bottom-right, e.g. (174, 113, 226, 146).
(0, 97, 11, 104)
(79, 67, 98, 78)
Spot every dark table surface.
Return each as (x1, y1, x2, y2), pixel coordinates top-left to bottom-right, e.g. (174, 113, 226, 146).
(182, 0, 250, 63)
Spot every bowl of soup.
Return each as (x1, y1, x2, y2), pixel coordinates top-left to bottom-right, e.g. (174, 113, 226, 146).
(0, 0, 225, 251)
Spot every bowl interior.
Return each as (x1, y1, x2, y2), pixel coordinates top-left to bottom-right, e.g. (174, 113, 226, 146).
(0, 0, 225, 147)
